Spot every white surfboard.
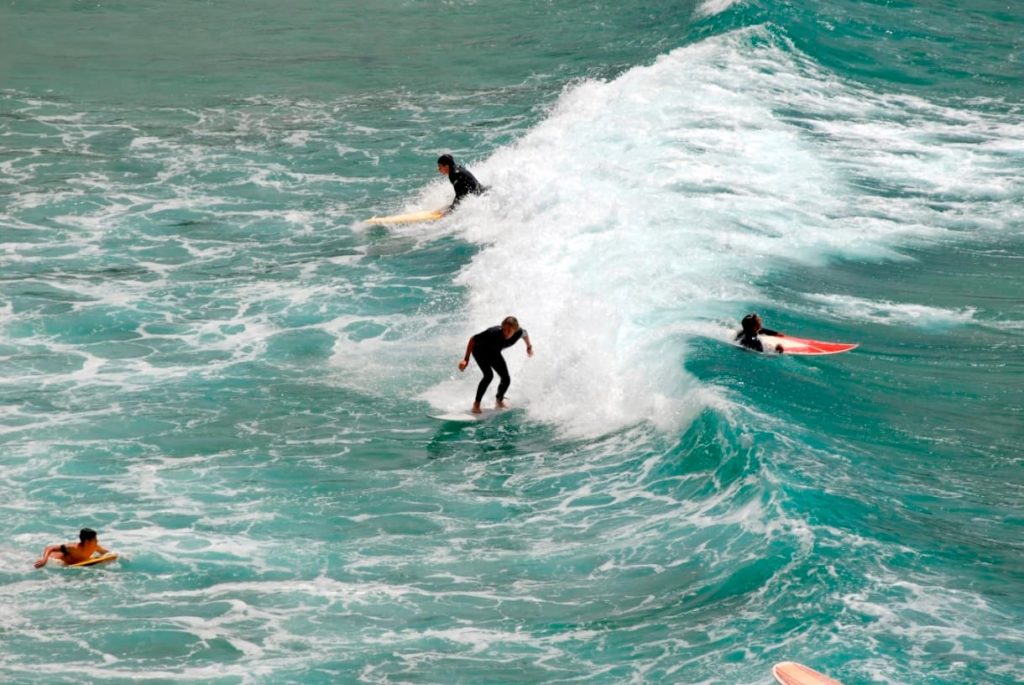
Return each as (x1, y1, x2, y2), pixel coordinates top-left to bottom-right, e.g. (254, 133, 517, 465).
(429, 412, 483, 422)
(365, 209, 444, 226)
(428, 408, 504, 422)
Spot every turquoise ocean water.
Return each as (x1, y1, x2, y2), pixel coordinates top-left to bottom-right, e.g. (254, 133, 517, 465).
(2, 1, 1022, 683)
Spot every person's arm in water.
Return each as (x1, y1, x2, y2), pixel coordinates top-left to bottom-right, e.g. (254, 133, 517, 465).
(458, 336, 476, 371)
(33, 544, 65, 568)
(522, 332, 534, 357)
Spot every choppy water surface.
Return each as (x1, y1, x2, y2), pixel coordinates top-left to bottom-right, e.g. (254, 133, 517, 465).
(1, 1, 1022, 683)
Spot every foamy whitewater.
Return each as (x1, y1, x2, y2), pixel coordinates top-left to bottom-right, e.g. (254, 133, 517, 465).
(1, 1, 1022, 683)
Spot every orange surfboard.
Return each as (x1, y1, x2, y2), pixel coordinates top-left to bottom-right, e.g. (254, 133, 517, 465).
(772, 661, 843, 685)
(758, 335, 858, 355)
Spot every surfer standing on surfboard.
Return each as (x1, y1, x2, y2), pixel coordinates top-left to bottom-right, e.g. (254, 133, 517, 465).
(437, 153, 485, 213)
(458, 316, 533, 414)
(33, 528, 109, 568)
(735, 313, 785, 352)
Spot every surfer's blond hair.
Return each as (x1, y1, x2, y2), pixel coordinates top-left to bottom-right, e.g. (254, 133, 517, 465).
(502, 316, 520, 331)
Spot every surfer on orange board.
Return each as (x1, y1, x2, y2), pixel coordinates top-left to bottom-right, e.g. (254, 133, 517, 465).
(736, 313, 785, 353)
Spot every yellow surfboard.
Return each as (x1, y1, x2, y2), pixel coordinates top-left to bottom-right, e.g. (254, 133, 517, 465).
(365, 209, 444, 226)
(68, 552, 118, 568)
(772, 661, 843, 685)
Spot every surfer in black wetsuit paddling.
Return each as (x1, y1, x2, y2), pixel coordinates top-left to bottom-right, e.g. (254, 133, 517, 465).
(458, 316, 533, 414)
(735, 313, 784, 352)
(437, 153, 485, 212)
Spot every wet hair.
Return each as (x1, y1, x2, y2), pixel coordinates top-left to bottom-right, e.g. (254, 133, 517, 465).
(79, 528, 97, 543)
(437, 153, 455, 168)
(502, 316, 520, 331)
(740, 313, 761, 335)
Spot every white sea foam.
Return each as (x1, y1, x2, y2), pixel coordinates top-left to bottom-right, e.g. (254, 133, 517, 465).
(806, 293, 977, 328)
(696, 0, 743, 19)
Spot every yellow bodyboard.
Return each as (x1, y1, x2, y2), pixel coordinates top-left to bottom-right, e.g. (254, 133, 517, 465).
(68, 553, 119, 568)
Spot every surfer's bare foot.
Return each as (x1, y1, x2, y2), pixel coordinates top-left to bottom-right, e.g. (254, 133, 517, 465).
(471, 403, 482, 414)
(495, 400, 508, 409)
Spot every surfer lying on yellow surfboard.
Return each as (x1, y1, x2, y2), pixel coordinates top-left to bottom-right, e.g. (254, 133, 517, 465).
(34, 528, 110, 568)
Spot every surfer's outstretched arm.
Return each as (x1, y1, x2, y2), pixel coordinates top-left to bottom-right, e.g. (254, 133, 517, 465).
(458, 337, 475, 371)
(522, 333, 534, 357)
(33, 544, 63, 568)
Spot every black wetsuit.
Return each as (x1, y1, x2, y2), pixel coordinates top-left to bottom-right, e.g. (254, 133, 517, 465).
(448, 165, 484, 208)
(471, 325, 525, 404)
(735, 328, 780, 352)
